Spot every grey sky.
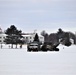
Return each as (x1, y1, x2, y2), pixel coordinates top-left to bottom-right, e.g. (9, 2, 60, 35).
(0, 0, 76, 33)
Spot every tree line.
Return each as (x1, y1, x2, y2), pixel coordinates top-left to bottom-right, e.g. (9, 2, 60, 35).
(41, 28, 76, 47)
(4, 25, 76, 48)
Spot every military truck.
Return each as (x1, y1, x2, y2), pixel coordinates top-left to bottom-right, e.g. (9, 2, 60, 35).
(27, 41, 42, 52)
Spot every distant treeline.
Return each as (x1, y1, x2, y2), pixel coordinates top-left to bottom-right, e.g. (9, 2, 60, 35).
(41, 28, 76, 46)
(4, 25, 76, 48)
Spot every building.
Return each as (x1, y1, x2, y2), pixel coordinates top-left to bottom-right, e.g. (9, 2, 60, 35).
(0, 28, 6, 44)
(22, 33, 44, 43)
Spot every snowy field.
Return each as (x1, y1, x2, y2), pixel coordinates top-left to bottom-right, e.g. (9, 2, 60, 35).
(0, 44, 76, 75)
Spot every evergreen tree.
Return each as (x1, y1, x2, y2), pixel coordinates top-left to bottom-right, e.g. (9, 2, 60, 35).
(57, 28, 64, 39)
(34, 33, 40, 42)
(5, 25, 24, 48)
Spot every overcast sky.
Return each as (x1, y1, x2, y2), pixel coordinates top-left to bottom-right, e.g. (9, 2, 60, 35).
(0, 0, 76, 33)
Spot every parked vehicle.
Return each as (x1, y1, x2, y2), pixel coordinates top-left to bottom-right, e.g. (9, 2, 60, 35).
(27, 41, 59, 52)
(27, 41, 42, 52)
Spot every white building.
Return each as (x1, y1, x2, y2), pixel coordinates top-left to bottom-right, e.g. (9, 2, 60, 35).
(22, 33, 44, 43)
(0, 28, 6, 44)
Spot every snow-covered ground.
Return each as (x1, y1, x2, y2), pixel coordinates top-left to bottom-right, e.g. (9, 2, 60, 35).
(0, 44, 76, 75)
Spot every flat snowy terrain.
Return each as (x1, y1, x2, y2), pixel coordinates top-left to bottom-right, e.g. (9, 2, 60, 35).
(0, 44, 76, 75)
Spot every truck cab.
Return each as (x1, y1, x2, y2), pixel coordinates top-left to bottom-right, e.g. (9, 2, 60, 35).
(27, 41, 42, 52)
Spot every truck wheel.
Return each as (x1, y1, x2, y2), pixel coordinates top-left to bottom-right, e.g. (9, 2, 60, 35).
(27, 48, 31, 52)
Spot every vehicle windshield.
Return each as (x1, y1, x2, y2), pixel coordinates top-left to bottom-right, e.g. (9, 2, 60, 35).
(30, 43, 38, 46)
